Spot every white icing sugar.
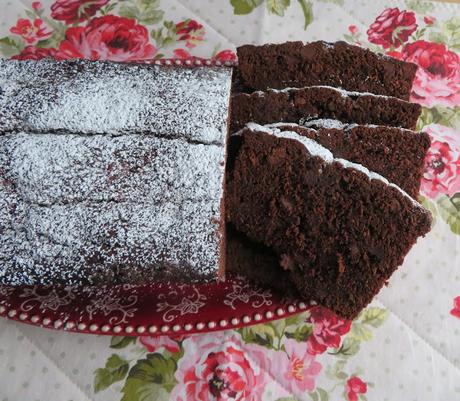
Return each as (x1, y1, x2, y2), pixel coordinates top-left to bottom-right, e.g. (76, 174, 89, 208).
(0, 131, 226, 285)
(0, 59, 232, 285)
(0, 59, 232, 144)
(251, 85, 393, 101)
(301, 118, 357, 130)
(244, 123, 421, 207)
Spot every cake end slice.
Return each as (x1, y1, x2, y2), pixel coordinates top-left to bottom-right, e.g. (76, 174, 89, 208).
(226, 124, 432, 318)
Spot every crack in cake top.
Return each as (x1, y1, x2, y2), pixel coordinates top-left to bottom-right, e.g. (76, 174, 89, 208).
(0, 59, 232, 145)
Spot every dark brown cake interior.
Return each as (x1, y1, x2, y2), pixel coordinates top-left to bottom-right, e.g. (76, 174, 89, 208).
(236, 41, 417, 100)
(230, 86, 422, 132)
(273, 122, 430, 199)
(226, 128, 432, 318)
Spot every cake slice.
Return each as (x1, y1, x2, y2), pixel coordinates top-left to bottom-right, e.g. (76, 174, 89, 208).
(230, 86, 421, 132)
(0, 59, 232, 286)
(226, 124, 432, 319)
(236, 41, 417, 100)
(269, 120, 430, 199)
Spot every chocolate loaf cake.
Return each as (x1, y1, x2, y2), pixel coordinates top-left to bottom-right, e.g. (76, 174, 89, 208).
(0, 59, 231, 144)
(230, 86, 421, 132)
(226, 124, 432, 318)
(236, 41, 417, 100)
(0, 59, 232, 286)
(269, 120, 430, 199)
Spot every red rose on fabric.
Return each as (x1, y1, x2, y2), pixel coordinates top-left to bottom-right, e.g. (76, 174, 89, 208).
(401, 40, 460, 107)
(367, 8, 417, 49)
(450, 296, 460, 319)
(139, 335, 184, 353)
(51, 0, 109, 24)
(213, 49, 237, 63)
(424, 16, 436, 25)
(32, 1, 42, 11)
(348, 25, 358, 35)
(58, 15, 156, 61)
(10, 18, 52, 45)
(171, 333, 268, 401)
(306, 306, 351, 355)
(176, 19, 205, 48)
(346, 376, 367, 401)
(11, 46, 58, 60)
(421, 124, 460, 199)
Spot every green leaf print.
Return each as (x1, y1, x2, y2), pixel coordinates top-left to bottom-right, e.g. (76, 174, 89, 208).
(121, 379, 170, 401)
(94, 354, 129, 393)
(239, 323, 276, 348)
(358, 307, 389, 328)
(266, 0, 291, 16)
(405, 0, 435, 14)
(285, 324, 313, 342)
(297, 0, 313, 30)
(0, 37, 25, 57)
(119, 0, 164, 25)
(437, 194, 460, 234)
(110, 336, 137, 349)
(128, 353, 177, 391)
(428, 17, 460, 50)
(230, 0, 264, 15)
(326, 359, 348, 380)
(348, 322, 373, 341)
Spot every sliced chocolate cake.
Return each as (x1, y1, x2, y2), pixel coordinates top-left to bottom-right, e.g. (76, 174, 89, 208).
(236, 41, 417, 100)
(230, 86, 421, 132)
(0, 59, 232, 286)
(270, 120, 430, 199)
(226, 124, 432, 319)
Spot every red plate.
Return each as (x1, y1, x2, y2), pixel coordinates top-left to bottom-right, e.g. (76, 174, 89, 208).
(0, 274, 306, 336)
(0, 58, 307, 336)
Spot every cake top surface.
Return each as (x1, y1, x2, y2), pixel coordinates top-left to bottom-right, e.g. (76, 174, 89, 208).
(0, 59, 232, 144)
(243, 123, 421, 206)
(0, 130, 226, 285)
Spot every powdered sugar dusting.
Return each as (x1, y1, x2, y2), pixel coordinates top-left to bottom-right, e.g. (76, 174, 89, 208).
(0, 59, 232, 285)
(0, 59, 232, 144)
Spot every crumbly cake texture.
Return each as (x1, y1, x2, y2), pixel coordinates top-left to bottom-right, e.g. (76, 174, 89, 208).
(265, 120, 430, 199)
(0, 59, 232, 286)
(226, 124, 432, 319)
(0, 59, 231, 144)
(236, 41, 417, 100)
(230, 85, 421, 132)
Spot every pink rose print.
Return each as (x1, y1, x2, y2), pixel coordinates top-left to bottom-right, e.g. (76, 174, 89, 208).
(367, 8, 417, 49)
(306, 306, 351, 355)
(450, 296, 460, 319)
(213, 49, 237, 63)
(270, 339, 321, 397)
(11, 46, 58, 60)
(421, 124, 460, 199)
(173, 48, 192, 59)
(346, 376, 367, 401)
(51, 0, 109, 24)
(10, 18, 52, 45)
(139, 335, 184, 353)
(401, 40, 460, 107)
(32, 1, 42, 11)
(348, 25, 358, 35)
(176, 19, 205, 48)
(58, 15, 156, 61)
(171, 333, 268, 401)
(424, 16, 436, 25)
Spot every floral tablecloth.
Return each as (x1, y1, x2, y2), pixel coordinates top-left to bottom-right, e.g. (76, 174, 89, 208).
(0, 0, 460, 400)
